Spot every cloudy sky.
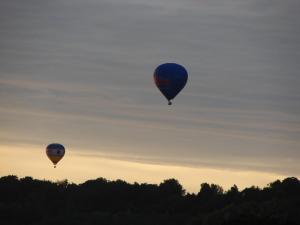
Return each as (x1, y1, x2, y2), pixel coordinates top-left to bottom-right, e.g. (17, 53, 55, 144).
(0, 0, 299, 192)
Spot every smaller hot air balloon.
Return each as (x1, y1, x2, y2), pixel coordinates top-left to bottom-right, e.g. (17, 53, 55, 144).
(154, 63, 188, 105)
(46, 143, 65, 168)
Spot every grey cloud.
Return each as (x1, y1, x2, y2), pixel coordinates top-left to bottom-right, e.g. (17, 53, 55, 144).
(0, 0, 300, 175)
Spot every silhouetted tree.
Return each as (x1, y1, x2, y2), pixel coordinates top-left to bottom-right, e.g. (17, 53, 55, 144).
(159, 179, 185, 197)
(0, 175, 300, 225)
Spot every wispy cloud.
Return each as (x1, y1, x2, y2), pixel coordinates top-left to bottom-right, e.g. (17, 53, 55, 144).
(0, 0, 299, 181)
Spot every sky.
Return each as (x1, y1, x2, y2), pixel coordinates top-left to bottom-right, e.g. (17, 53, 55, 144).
(0, 0, 299, 192)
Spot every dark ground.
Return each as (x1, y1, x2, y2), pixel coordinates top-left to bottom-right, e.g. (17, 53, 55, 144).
(1, 175, 300, 225)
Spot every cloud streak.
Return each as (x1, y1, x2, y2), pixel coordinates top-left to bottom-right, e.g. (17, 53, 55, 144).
(0, 0, 300, 183)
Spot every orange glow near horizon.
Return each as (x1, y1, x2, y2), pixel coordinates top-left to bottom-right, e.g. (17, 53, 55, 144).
(0, 144, 285, 193)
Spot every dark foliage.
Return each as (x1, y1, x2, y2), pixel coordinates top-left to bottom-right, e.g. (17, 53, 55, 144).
(1, 175, 300, 225)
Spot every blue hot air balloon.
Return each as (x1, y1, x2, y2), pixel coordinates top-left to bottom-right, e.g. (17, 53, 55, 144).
(154, 63, 188, 105)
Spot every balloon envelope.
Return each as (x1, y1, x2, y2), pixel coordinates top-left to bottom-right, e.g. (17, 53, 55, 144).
(46, 143, 65, 167)
(154, 63, 188, 104)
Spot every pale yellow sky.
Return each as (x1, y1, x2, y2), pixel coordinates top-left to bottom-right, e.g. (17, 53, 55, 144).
(0, 144, 285, 193)
(0, 0, 299, 193)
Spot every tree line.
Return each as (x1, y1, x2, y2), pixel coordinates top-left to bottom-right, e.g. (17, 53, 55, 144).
(0, 175, 299, 225)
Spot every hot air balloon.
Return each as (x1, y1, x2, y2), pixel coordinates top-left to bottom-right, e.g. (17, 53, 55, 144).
(153, 63, 188, 105)
(46, 143, 65, 168)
